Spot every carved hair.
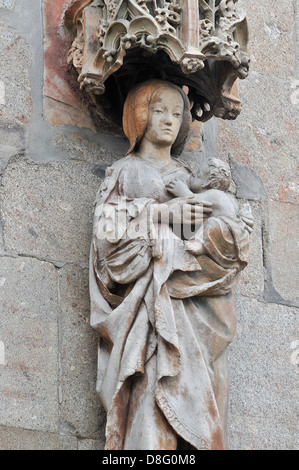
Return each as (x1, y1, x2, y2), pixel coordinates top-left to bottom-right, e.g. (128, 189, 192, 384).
(180, 157, 231, 191)
(123, 80, 192, 156)
(206, 158, 231, 191)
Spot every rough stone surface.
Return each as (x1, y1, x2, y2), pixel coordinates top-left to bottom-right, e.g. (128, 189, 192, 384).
(0, 220, 4, 253)
(1, 157, 102, 264)
(0, 21, 32, 126)
(0, 128, 25, 174)
(238, 0, 295, 80)
(0, 426, 78, 450)
(218, 72, 299, 203)
(51, 133, 125, 167)
(42, 0, 96, 132)
(268, 200, 299, 305)
(0, 256, 59, 433)
(78, 438, 105, 450)
(235, 201, 264, 299)
(58, 264, 106, 439)
(228, 296, 299, 450)
(0, 0, 16, 9)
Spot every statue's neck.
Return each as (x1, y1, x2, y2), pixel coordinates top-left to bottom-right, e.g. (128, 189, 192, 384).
(138, 139, 172, 164)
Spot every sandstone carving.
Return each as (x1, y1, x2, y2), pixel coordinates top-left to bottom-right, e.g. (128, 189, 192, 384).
(90, 80, 253, 449)
(65, 0, 249, 122)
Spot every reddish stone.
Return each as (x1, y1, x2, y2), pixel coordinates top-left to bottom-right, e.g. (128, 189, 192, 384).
(184, 121, 203, 153)
(43, 0, 95, 130)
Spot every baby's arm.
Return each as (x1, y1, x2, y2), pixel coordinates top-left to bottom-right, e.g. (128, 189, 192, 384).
(196, 189, 237, 218)
(166, 178, 193, 198)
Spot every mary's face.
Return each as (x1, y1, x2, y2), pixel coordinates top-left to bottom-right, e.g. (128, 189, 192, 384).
(143, 87, 184, 147)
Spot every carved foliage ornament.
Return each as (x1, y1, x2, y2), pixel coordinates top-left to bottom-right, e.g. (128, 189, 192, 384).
(65, 0, 249, 122)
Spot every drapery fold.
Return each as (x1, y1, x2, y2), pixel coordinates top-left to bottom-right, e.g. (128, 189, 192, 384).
(90, 155, 249, 450)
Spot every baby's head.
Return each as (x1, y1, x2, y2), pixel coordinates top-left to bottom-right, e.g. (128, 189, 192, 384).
(187, 158, 231, 193)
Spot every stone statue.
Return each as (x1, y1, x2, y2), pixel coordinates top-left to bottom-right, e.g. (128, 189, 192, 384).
(90, 79, 252, 450)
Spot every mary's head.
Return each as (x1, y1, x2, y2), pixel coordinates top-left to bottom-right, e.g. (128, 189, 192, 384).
(123, 80, 192, 156)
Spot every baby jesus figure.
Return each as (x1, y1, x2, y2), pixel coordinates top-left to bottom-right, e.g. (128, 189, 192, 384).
(166, 157, 252, 254)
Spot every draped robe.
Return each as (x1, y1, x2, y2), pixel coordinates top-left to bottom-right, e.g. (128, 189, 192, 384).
(90, 154, 249, 450)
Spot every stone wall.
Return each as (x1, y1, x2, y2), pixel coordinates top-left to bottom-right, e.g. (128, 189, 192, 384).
(0, 0, 298, 450)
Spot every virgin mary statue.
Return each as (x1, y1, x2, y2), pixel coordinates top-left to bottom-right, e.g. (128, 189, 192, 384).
(89, 80, 251, 450)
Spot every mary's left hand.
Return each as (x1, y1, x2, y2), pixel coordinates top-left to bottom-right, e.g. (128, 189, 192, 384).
(184, 195, 213, 219)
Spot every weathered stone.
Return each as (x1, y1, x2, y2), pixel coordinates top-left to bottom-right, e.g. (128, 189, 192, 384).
(235, 201, 264, 299)
(1, 157, 102, 263)
(294, 0, 299, 78)
(0, 340, 5, 365)
(0, 257, 59, 433)
(43, 97, 96, 133)
(0, 220, 4, 254)
(0, 426, 77, 450)
(0, 0, 16, 9)
(0, 22, 32, 126)
(268, 200, 299, 306)
(238, 0, 295, 80)
(78, 438, 105, 450)
(42, 0, 95, 131)
(229, 157, 268, 202)
(65, 0, 249, 125)
(217, 72, 299, 203)
(228, 296, 299, 450)
(0, 79, 4, 105)
(90, 81, 253, 450)
(58, 264, 106, 439)
(51, 133, 125, 167)
(182, 121, 203, 154)
(0, 127, 25, 174)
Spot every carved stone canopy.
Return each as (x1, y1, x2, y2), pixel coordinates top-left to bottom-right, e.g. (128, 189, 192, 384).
(65, 0, 249, 126)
